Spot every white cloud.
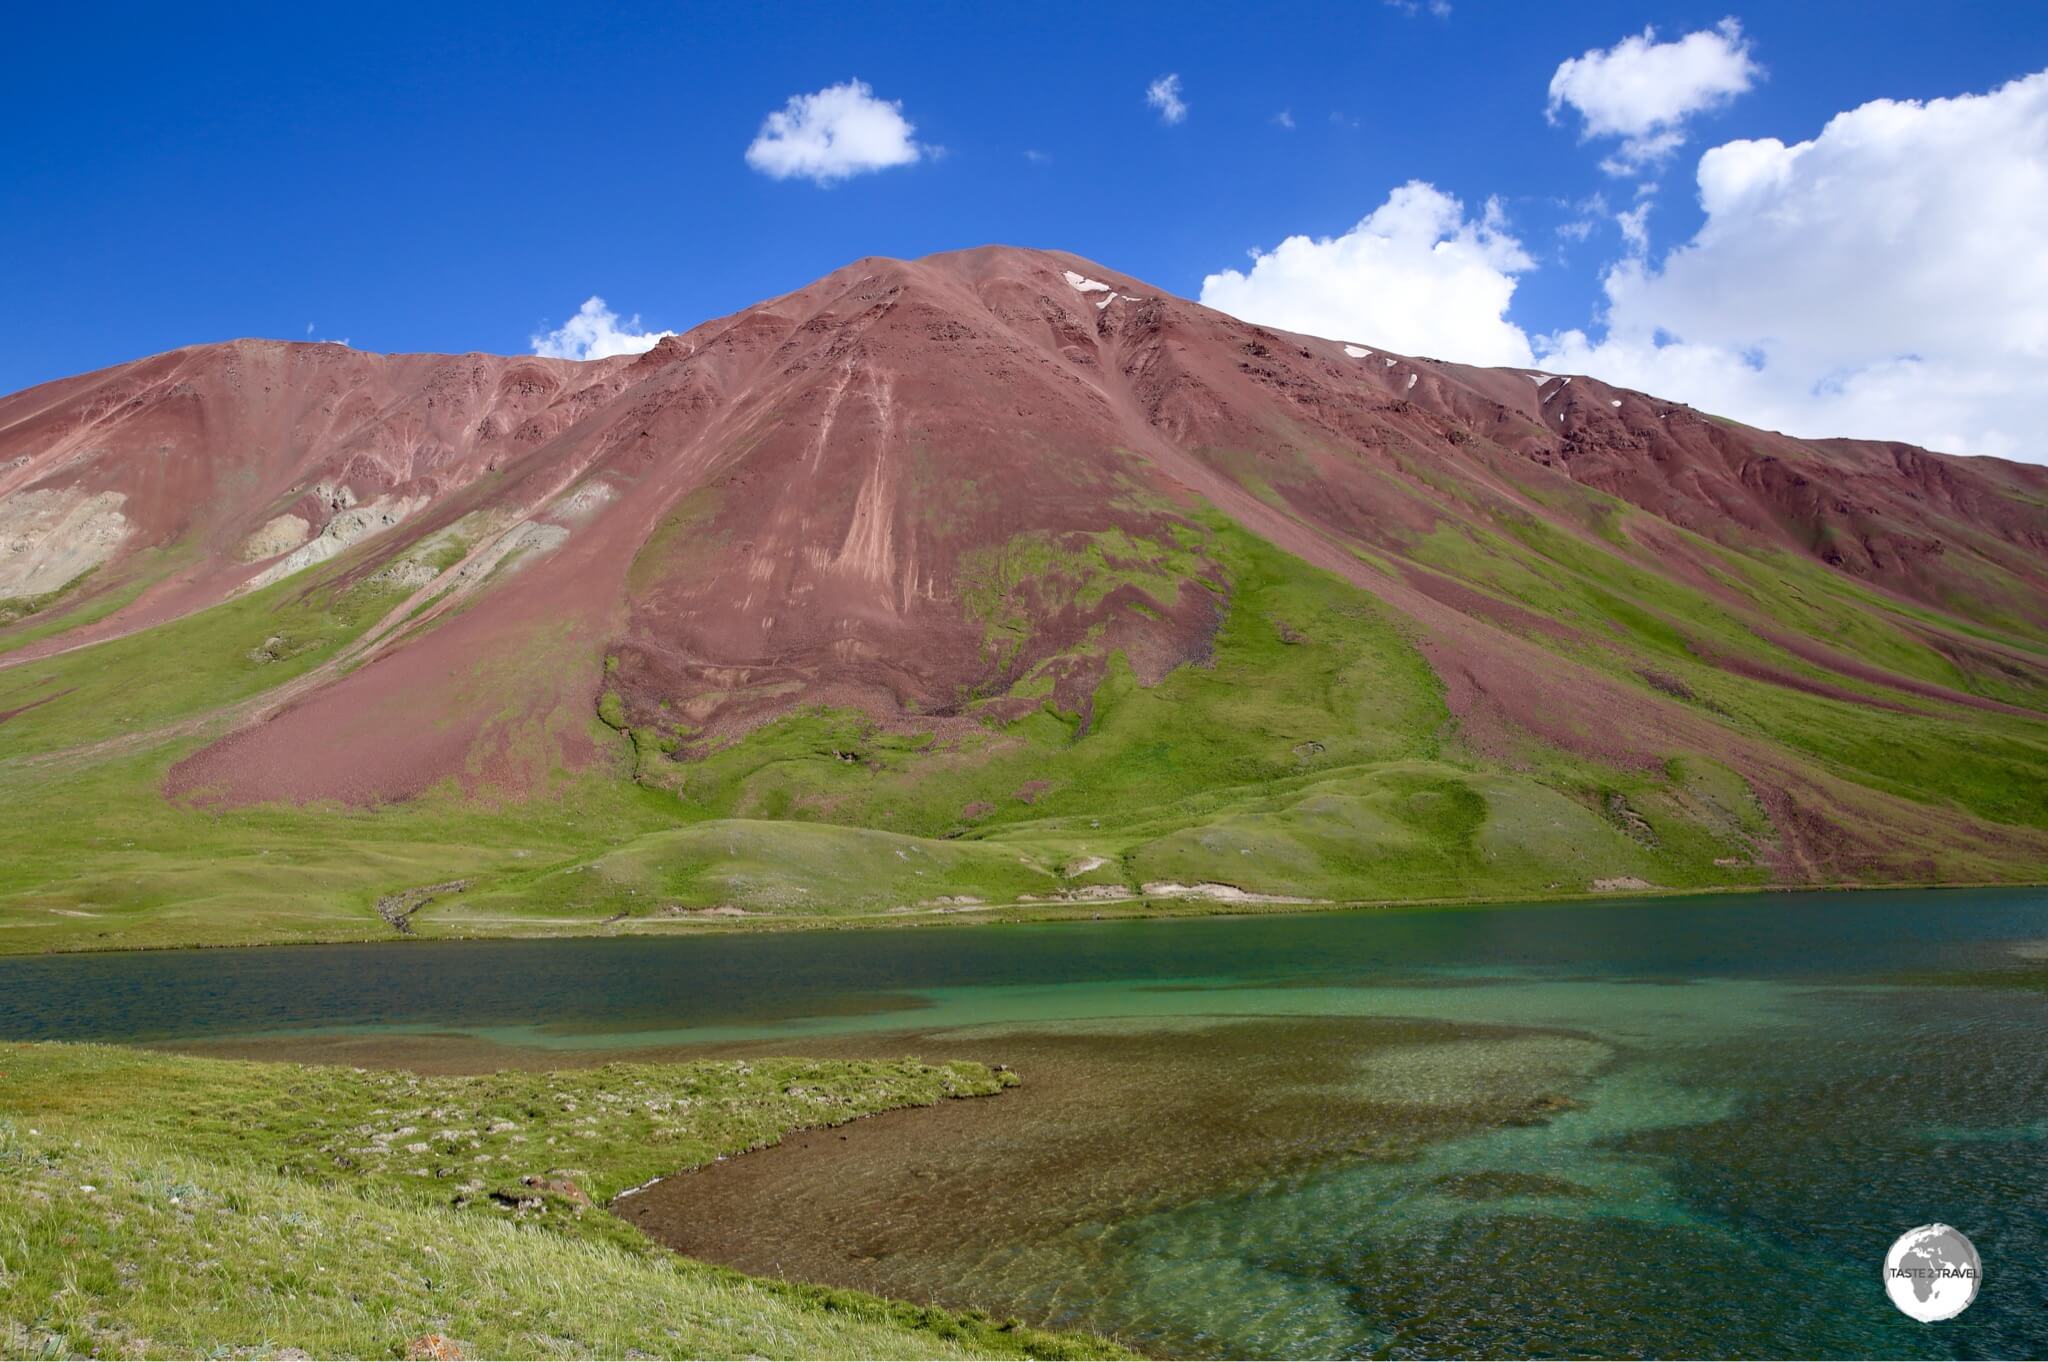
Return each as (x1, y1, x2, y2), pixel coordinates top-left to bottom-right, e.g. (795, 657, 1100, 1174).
(1383, 0, 1452, 15)
(1548, 19, 1760, 175)
(1273, 109, 1296, 130)
(744, 79, 925, 185)
(1199, 180, 1537, 367)
(1146, 74, 1188, 125)
(531, 297, 674, 362)
(1541, 70, 2048, 460)
(1555, 191, 1612, 245)
(1615, 201, 1652, 256)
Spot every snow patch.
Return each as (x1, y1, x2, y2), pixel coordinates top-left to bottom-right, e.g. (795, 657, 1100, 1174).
(1063, 270, 1110, 293)
(1382, 358, 1398, 368)
(1406, 373, 1418, 391)
(1610, 399, 1623, 408)
(1343, 344, 1371, 359)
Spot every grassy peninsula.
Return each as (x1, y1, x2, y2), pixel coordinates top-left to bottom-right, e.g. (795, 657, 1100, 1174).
(0, 1043, 1124, 1360)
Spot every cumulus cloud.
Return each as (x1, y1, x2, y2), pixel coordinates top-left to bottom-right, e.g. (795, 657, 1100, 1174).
(1541, 70, 2048, 459)
(745, 79, 925, 185)
(1199, 180, 1536, 367)
(531, 297, 674, 361)
(1146, 73, 1188, 125)
(1383, 0, 1452, 15)
(1548, 19, 1760, 174)
(1196, 68, 2046, 460)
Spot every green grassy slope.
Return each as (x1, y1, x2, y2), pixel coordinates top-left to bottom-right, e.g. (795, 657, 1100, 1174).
(0, 1043, 1122, 1360)
(1, 494, 2043, 953)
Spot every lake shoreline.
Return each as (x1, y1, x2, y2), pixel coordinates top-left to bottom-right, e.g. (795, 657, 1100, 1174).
(6, 874, 2042, 958)
(0, 1041, 1130, 1359)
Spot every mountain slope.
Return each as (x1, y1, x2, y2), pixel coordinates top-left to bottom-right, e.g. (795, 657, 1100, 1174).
(2, 246, 2044, 949)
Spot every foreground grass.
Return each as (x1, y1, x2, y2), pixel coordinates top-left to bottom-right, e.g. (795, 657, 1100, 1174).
(0, 1044, 1123, 1360)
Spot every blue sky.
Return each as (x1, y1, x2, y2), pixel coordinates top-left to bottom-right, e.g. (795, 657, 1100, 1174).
(5, 2, 2046, 457)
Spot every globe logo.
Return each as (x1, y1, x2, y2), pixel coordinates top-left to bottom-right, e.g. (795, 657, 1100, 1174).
(1884, 1223, 1981, 1322)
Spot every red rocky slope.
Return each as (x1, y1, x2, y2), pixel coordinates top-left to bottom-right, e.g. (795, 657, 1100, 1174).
(2, 247, 2043, 849)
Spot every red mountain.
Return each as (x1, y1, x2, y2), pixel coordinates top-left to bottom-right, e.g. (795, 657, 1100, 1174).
(3, 247, 2044, 944)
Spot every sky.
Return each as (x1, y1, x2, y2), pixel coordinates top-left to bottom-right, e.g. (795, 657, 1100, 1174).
(4, 2, 2046, 460)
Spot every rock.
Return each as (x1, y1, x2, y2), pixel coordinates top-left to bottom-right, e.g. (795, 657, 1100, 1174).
(521, 1174, 590, 1205)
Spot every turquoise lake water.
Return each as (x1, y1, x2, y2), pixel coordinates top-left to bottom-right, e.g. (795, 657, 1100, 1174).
(2, 888, 2043, 1357)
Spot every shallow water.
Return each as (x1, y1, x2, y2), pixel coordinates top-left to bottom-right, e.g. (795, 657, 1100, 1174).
(3, 889, 2045, 1357)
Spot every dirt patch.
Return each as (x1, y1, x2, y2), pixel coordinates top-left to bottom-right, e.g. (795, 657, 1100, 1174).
(375, 879, 473, 935)
(1141, 881, 1315, 904)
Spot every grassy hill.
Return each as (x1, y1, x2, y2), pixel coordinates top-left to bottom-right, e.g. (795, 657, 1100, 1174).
(2, 510, 2041, 954)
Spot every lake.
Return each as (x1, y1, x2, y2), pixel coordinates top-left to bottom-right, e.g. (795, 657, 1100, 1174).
(3, 888, 2044, 1357)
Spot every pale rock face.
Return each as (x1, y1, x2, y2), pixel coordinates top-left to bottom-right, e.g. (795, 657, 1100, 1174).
(457, 522, 567, 582)
(553, 480, 616, 520)
(238, 513, 313, 562)
(368, 559, 441, 590)
(0, 487, 131, 598)
(241, 496, 424, 592)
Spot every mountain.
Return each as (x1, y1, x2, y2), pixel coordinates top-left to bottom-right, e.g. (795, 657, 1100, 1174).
(3, 246, 2044, 949)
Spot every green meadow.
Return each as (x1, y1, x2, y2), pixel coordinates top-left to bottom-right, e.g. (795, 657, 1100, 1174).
(0, 1043, 1123, 1360)
(0, 502, 2042, 955)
